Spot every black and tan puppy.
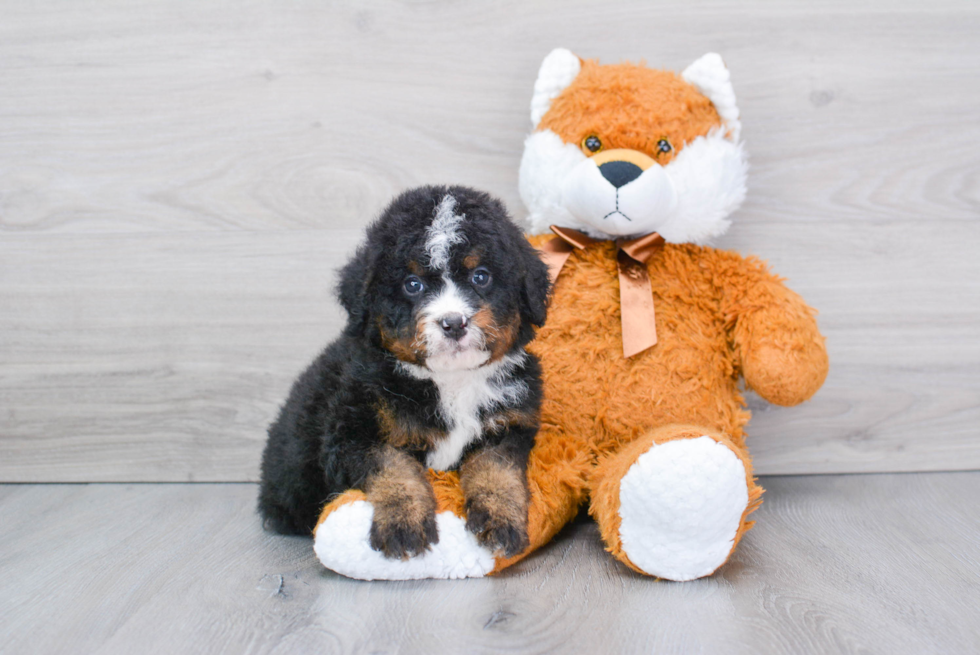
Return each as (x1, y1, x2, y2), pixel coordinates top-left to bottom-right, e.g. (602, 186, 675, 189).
(259, 185, 550, 559)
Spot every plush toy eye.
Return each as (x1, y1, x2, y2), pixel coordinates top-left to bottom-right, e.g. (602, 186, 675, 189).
(471, 267, 492, 288)
(403, 275, 424, 296)
(582, 135, 603, 153)
(657, 139, 673, 155)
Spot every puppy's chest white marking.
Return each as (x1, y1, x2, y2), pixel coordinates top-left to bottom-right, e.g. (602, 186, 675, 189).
(399, 354, 527, 471)
(427, 374, 495, 471)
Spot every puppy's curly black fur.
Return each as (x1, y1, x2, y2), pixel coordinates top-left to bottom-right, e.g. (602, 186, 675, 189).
(258, 185, 550, 559)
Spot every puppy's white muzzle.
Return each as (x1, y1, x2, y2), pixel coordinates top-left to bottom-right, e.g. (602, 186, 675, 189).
(420, 278, 490, 371)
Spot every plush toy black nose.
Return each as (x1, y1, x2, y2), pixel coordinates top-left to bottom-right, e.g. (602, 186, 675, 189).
(599, 160, 644, 188)
(440, 314, 468, 340)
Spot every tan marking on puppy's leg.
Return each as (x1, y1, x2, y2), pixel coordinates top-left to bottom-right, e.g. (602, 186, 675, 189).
(366, 446, 439, 559)
(483, 408, 539, 435)
(377, 401, 444, 449)
(460, 449, 530, 557)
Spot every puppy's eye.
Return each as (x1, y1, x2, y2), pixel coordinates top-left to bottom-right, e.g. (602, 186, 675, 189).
(657, 139, 672, 155)
(403, 275, 424, 296)
(470, 267, 492, 288)
(582, 135, 603, 154)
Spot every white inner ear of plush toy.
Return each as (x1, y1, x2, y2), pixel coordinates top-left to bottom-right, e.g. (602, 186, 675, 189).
(682, 52, 741, 142)
(530, 48, 580, 127)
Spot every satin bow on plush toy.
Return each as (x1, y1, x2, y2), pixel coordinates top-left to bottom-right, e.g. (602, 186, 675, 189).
(538, 225, 664, 357)
(311, 49, 829, 582)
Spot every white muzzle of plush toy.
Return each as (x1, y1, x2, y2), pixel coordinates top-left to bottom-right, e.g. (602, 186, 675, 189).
(561, 151, 678, 238)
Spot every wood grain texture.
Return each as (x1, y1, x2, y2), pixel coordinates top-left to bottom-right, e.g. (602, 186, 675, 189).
(1, 474, 978, 654)
(2, 0, 979, 480)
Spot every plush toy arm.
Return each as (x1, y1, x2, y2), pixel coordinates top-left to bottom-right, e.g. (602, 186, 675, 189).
(726, 258, 828, 407)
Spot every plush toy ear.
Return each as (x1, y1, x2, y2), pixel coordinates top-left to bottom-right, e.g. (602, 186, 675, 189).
(682, 53, 741, 142)
(530, 48, 582, 127)
(336, 244, 376, 337)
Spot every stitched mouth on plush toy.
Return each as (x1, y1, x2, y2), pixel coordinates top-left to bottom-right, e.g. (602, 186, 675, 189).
(602, 189, 632, 222)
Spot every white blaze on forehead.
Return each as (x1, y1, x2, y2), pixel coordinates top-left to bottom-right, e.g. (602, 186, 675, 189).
(425, 194, 466, 271)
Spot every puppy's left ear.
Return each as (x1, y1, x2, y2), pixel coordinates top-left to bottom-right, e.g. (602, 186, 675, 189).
(336, 244, 375, 337)
(519, 242, 551, 328)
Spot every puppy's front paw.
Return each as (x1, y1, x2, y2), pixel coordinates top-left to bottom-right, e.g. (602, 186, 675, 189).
(465, 497, 529, 558)
(369, 501, 439, 560)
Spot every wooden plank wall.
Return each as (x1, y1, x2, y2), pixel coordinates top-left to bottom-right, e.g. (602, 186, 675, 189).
(2, 0, 978, 482)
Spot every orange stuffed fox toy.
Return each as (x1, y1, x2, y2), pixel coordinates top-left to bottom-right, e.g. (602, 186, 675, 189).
(311, 50, 828, 581)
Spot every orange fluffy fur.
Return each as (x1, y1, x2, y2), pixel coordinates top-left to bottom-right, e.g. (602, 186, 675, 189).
(487, 238, 827, 574)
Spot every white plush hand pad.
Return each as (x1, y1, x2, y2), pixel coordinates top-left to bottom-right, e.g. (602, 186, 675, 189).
(313, 501, 495, 580)
(618, 436, 749, 581)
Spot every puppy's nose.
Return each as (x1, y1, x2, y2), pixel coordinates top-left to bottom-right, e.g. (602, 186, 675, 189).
(440, 314, 468, 340)
(599, 160, 644, 188)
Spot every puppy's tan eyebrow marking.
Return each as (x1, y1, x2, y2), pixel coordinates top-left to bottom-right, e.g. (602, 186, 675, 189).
(463, 250, 481, 269)
(407, 260, 423, 275)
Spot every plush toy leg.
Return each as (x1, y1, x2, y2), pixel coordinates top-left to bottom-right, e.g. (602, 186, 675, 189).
(312, 471, 496, 580)
(313, 424, 592, 580)
(589, 425, 763, 581)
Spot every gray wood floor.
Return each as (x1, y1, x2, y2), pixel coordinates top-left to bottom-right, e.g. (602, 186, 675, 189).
(2, 0, 980, 482)
(2, 473, 978, 654)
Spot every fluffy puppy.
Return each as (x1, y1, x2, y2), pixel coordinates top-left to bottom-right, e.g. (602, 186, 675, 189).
(258, 185, 551, 559)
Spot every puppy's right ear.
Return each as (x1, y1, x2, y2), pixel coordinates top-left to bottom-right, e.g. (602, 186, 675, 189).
(337, 244, 375, 337)
(519, 241, 551, 328)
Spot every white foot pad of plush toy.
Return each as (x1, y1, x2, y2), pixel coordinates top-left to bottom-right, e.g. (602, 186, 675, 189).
(618, 436, 749, 581)
(313, 501, 495, 580)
